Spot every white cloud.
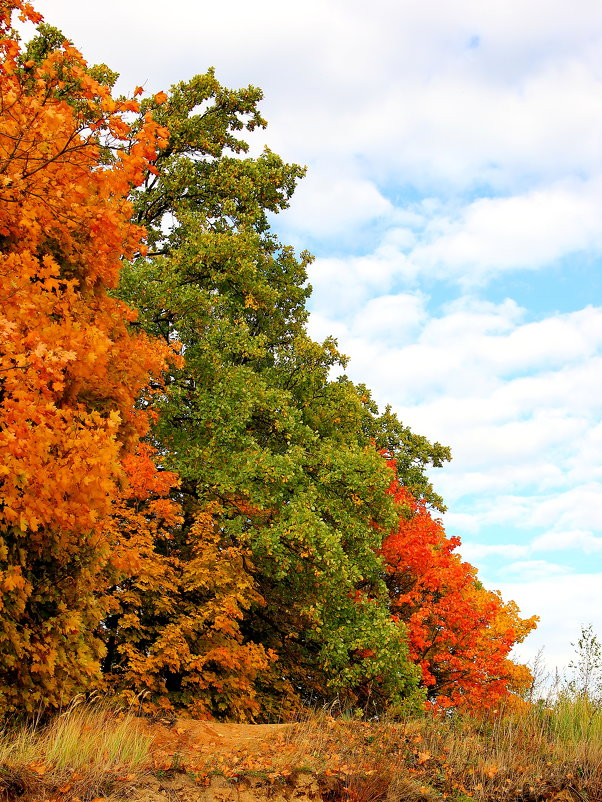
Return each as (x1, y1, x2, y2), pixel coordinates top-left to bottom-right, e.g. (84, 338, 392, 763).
(532, 529, 602, 553)
(411, 181, 602, 284)
(458, 529, 602, 570)
(499, 560, 571, 581)
(459, 542, 529, 561)
(528, 484, 602, 531)
(330, 301, 602, 413)
(496, 574, 602, 673)
(306, 250, 416, 318)
(352, 293, 427, 343)
(31, 0, 602, 187)
(443, 512, 480, 534)
(458, 485, 602, 534)
(280, 170, 393, 238)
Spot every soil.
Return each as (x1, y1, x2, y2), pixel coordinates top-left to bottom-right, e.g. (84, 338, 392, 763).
(144, 719, 294, 754)
(125, 720, 318, 802)
(127, 768, 321, 802)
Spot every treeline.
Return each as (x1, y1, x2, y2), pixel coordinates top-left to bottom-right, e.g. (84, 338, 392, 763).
(0, 0, 536, 719)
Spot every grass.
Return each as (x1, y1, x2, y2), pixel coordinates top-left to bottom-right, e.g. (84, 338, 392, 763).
(167, 700, 602, 801)
(0, 699, 152, 800)
(1, 694, 602, 801)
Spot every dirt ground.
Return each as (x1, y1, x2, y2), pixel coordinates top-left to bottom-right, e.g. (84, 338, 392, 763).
(145, 719, 293, 753)
(123, 720, 316, 802)
(127, 769, 322, 802)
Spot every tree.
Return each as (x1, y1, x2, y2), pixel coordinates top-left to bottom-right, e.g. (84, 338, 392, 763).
(0, 1, 171, 711)
(107, 71, 452, 716)
(566, 624, 602, 702)
(6, 5, 536, 719)
(102, 455, 273, 720)
(380, 453, 537, 711)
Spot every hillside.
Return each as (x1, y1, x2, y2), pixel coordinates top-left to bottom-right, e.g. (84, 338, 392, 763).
(1, 705, 601, 802)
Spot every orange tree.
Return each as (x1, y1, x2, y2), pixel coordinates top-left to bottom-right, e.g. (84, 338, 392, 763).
(102, 449, 272, 720)
(380, 452, 537, 711)
(0, 1, 172, 712)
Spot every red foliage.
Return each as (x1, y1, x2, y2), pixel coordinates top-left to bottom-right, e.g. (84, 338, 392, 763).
(380, 452, 537, 711)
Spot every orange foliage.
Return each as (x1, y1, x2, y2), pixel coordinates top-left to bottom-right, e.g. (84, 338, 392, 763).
(0, 0, 172, 710)
(0, 1, 537, 718)
(103, 476, 272, 720)
(380, 453, 537, 711)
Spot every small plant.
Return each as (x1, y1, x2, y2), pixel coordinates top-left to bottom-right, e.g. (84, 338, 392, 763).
(566, 624, 602, 702)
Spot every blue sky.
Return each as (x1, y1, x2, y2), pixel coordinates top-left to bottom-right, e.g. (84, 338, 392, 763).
(33, 0, 602, 675)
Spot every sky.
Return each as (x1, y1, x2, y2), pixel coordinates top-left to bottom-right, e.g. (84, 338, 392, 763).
(31, 0, 602, 678)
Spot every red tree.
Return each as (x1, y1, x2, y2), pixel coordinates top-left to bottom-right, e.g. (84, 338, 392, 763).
(380, 453, 537, 711)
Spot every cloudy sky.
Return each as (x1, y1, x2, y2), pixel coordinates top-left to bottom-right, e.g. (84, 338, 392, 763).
(32, 0, 602, 676)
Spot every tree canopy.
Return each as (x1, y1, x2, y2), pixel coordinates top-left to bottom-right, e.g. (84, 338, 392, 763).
(0, 0, 177, 711)
(0, 1, 536, 719)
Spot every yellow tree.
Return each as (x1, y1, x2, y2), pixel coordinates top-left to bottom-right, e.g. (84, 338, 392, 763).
(103, 474, 273, 720)
(0, 0, 172, 711)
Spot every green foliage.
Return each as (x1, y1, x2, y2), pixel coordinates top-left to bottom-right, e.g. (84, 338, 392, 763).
(109, 69, 450, 716)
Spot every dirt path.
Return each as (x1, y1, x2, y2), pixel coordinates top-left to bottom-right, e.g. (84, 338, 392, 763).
(145, 718, 294, 757)
(130, 720, 319, 802)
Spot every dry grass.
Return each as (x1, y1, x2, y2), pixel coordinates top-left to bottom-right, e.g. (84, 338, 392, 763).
(0, 700, 152, 800)
(171, 701, 602, 801)
(1, 696, 602, 801)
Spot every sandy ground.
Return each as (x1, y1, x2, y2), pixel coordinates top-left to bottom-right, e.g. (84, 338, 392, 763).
(128, 720, 320, 802)
(145, 718, 294, 755)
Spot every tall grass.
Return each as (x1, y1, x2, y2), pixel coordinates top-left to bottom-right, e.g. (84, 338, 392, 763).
(0, 700, 152, 799)
(184, 698, 602, 801)
(0, 692, 601, 801)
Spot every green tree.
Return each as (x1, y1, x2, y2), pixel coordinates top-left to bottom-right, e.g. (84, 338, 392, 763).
(107, 71, 451, 717)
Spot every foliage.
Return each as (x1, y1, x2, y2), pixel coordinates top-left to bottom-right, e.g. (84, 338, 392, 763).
(0, 1, 171, 711)
(1, 0, 538, 721)
(107, 67, 453, 717)
(103, 482, 273, 720)
(380, 453, 537, 710)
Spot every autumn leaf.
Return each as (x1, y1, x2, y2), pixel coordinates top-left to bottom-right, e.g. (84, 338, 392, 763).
(0, 1, 175, 713)
(380, 453, 537, 711)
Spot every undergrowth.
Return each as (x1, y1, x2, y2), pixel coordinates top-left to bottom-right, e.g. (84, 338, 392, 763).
(0, 699, 151, 800)
(1, 695, 601, 801)
(152, 701, 602, 801)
